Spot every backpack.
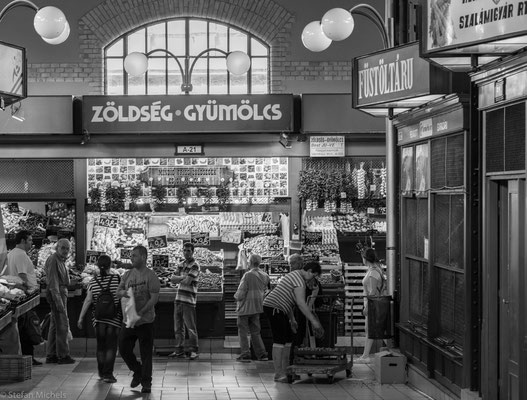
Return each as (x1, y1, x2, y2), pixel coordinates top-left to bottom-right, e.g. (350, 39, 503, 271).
(94, 275, 117, 319)
(374, 266, 389, 296)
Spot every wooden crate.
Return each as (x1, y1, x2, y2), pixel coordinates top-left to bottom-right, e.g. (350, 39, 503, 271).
(0, 355, 32, 381)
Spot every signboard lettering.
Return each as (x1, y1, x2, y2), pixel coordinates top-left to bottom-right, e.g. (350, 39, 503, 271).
(353, 43, 431, 109)
(310, 136, 345, 157)
(147, 235, 168, 249)
(191, 232, 210, 247)
(152, 254, 169, 269)
(175, 145, 203, 155)
(358, 58, 414, 100)
(98, 215, 119, 229)
(83, 95, 293, 134)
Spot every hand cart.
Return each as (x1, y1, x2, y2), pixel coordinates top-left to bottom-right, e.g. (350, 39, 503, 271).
(286, 294, 352, 383)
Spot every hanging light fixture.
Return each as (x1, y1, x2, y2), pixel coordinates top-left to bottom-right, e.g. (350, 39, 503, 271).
(124, 48, 251, 93)
(0, 1, 70, 45)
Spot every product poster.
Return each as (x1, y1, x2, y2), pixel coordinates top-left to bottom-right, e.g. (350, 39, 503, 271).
(87, 157, 289, 202)
(0, 43, 23, 96)
(415, 143, 429, 194)
(426, 0, 527, 52)
(401, 147, 414, 195)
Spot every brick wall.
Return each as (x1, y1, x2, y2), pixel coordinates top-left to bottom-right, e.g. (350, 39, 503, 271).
(26, 0, 352, 94)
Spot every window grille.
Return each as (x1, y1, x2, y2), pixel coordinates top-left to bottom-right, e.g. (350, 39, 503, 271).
(0, 160, 74, 197)
(105, 18, 270, 95)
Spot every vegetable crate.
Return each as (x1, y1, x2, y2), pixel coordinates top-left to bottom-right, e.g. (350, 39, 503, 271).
(287, 347, 352, 384)
(0, 355, 32, 381)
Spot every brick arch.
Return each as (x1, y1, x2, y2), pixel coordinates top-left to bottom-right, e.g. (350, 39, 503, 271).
(77, 0, 294, 94)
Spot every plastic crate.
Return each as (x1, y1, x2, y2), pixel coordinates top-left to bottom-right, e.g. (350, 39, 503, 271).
(0, 355, 32, 381)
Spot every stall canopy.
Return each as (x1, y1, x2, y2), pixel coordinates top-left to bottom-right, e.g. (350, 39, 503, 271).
(352, 42, 468, 117)
(421, 0, 527, 71)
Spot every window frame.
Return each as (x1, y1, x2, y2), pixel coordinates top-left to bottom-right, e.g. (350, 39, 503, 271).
(104, 17, 270, 95)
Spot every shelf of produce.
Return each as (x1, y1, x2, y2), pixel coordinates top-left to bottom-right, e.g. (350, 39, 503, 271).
(0, 311, 13, 331)
(12, 294, 40, 318)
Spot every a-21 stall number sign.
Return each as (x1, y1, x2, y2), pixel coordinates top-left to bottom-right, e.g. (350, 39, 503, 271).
(147, 235, 167, 249)
(98, 215, 119, 229)
(191, 232, 210, 247)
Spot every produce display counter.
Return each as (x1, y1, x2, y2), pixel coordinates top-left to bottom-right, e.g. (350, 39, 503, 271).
(158, 289, 223, 303)
(0, 311, 13, 331)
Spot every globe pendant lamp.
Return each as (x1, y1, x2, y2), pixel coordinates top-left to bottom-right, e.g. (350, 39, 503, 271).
(301, 21, 332, 52)
(226, 51, 251, 75)
(124, 52, 149, 77)
(33, 6, 69, 42)
(321, 8, 354, 41)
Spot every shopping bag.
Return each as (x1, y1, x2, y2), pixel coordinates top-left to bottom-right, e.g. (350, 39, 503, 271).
(121, 287, 140, 328)
(367, 295, 392, 339)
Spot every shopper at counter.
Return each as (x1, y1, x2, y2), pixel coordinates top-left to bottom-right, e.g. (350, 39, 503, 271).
(6, 230, 42, 365)
(117, 245, 160, 394)
(169, 242, 200, 360)
(288, 253, 303, 271)
(234, 253, 270, 362)
(45, 238, 75, 364)
(263, 261, 324, 382)
(77, 255, 122, 383)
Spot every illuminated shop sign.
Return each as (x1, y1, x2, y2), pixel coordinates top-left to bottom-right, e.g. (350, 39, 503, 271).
(82, 95, 293, 134)
(422, 0, 527, 55)
(352, 42, 451, 114)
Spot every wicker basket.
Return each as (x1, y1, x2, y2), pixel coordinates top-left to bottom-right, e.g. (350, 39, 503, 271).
(0, 355, 32, 381)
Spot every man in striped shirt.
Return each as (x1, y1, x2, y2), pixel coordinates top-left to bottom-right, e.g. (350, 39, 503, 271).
(169, 242, 200, 360)
(263, 261, 324, 382)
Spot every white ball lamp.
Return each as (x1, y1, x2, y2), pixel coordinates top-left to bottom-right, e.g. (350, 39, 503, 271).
(226, 51, 251, 75)
(301, 21, 332, 52)
(321, 8, 354, 41)
(124, 52, 149, 77)
(33, 6, 69, 43)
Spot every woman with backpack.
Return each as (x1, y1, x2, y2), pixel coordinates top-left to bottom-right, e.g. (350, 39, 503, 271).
(77, 255, 122, 383)
(357, 247, 387, 363)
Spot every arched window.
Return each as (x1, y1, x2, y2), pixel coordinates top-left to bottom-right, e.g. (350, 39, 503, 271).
(105, 18, 270, 95)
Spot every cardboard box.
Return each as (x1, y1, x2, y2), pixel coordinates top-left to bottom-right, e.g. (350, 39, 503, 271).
(374, 350, 407, 384)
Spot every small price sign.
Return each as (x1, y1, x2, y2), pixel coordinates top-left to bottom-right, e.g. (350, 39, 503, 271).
(86, 250, 103, 264)
(152, 254, 169, 269)
(269, 260, 290, 274)
(191, 232, 210, 247)
(221, 230, 242, 244)
(98, 215, 119, 229)
(147, 235, 168, 249)
(304, 231, 323, 246)
(261, 212, 272, 222)
(269, 238, 284, 251)
(7, 203, 19, 213)
(120, 248, 133, 260)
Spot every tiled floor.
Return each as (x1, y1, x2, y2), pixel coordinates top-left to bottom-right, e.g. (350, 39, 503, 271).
(1, 355, 434, 400)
